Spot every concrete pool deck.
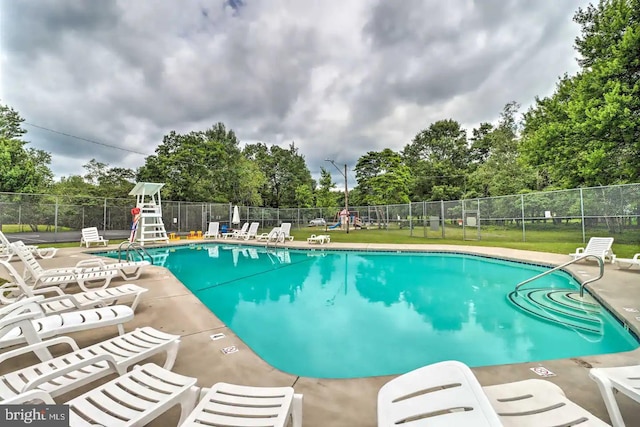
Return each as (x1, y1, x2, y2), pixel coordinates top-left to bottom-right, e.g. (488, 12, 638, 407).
(2, 240, 640, 426)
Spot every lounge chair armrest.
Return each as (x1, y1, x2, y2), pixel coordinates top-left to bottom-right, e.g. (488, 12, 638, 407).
(575, 247, 585, 254)
(0, 296, 45, 319)
(633, 253, 640, 261)
(0, 336, 79, 365)
(75, 258, 107, 267)
(3, 389, 56, 405)
(30, 286, 66, 296)
(0, 310, 45, 330)
(22, 353, 121, 392)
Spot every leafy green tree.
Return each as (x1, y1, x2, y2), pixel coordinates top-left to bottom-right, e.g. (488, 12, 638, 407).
(402, 119, 470, 200)
(0, 103, 53, 194)
(243, 142, 314, 207)
(521, 0, 640, 187)
(354, 148, 411, 205)
(315, 167, 337, 208)
(138, 123, 252, 202)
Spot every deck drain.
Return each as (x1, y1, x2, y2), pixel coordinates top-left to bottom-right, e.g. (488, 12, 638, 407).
(530, 366, 556, 377)
(210, 333, 225, 341)
(221, 345, 239, 355)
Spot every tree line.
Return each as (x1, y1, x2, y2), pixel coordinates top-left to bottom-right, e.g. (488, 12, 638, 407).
(1, 0, 638, 208)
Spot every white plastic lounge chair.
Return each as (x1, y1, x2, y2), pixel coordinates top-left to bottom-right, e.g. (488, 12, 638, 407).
(0, 327, 180, 402)
(13, 241, 145, 290)
(307, 234, 330, 244)
(613, 253, 640, 270)
(80, 226, 109, 247)
(241, 222, 260, 240)
(257, 227, 281, 242)
(590, 365, 640, 427)
(484, 378, 609, 426)
(7, 363, 199, 427)
(378, 360, 503, 427)
(378, 360, 608, 427)
(180, 382, 303, 427)
(569, 237, 616, 263)
(279, 222, 295, 241)
(0, 260, 147, 313)
(223, 222, 248, 239)
(0, 296, 133, 360)
(0, 230, 57, 261)
(203, 221, 220, 239)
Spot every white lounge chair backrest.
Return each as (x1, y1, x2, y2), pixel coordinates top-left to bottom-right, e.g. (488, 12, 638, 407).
(378, 360, 503, 426)
(278, 222, 294, 241)
(13, 241, 46, 277)
(80, 226, 108, 247)
(0, 231, 57, 261)
(244, 222, 260, 240)
(571, 237, 615, 262)
(204, 222, 219, 238)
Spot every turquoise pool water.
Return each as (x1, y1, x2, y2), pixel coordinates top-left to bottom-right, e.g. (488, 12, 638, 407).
(105, 244, 638, 378)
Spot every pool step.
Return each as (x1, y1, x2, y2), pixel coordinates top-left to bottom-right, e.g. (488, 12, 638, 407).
(507, 288, 603, 335)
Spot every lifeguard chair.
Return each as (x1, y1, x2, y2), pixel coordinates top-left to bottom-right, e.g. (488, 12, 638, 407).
(129, 182, 169, 246)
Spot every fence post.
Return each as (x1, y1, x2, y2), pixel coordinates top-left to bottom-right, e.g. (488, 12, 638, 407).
(521, 194, 526, 242)
(103, 198, 107, 232)
(409, 202, 412, 237)
(298, 208, 300, 230)
(580, 188, 586, 243)
(440, 200, 445, 238)
(386, 205, 389, 230)
(477, 199, 481, 240)
(54, 196, 59, 242)
(423, 201, 427, 238)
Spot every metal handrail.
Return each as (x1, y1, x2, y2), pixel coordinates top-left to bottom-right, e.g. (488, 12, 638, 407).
(117, 241, 154, 265)
(514, 254, 604, 298)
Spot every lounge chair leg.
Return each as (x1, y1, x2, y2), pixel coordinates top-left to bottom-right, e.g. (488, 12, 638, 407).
(162, 340, 180, 370)
(292, 393, 303, 427)
(177, 386, 200, 426)
(590, 370, 627, 427)
(117, 324, 125, 335)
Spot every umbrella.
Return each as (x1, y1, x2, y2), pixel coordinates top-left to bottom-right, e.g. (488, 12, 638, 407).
(232, 205, 240, 225)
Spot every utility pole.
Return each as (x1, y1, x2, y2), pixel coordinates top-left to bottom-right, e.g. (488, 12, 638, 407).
(326, 159, 349, 234)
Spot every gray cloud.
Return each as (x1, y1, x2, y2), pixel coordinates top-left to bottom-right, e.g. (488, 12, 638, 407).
(0, 0, 589, 185)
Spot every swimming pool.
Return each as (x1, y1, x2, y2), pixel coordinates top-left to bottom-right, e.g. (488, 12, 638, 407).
(105, 244, 638, 378)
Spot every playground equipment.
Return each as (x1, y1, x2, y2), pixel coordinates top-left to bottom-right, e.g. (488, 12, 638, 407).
(330, 210, 365, 230)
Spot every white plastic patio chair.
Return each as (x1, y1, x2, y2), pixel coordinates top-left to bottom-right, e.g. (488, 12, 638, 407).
(484, 378, 609, 426)
(13, 241, 148, 290)
(378, 360, 503, 427)
(279, 222, 295, 241)
(0, 326, 180, 402)
(590, 365, 640, 427)
(241, 222, 260, 240)
(0, 260, 148, 312)
(80, 226, 109, 247)
(0, 296, 133, 361)
(256, 227, 281, 242)
(223, 222, 248, 239)
(0, 230, 57, 261)
(203, 221, 220, 239)
(6, 363, 199, 427)
(378, 360, 608, 427)
(569, 237, 616, 263)
(180, 382, 303, 427)
(307, 234, 330, 244)
(613, 253, 640, 270)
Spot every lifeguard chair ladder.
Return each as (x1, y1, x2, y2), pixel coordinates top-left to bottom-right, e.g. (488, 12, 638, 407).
(129, 182, 169, 247)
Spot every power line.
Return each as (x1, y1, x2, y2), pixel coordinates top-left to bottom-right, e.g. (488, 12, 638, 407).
(24, 122, 151, 156)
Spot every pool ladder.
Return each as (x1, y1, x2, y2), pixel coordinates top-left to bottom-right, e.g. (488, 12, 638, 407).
(513, 254, 604, 298)
(117, 241, 154, 265)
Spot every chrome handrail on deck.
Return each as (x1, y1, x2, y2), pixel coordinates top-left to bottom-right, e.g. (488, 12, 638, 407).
(117, 241, 154, 265)
(514, 254, 604, 298)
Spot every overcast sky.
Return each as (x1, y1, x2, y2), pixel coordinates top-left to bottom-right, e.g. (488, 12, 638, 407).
(1, 0, 590, 183)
